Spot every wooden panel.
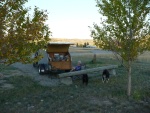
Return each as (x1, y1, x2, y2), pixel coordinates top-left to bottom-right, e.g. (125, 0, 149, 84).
(47, 44, 70, 52)
(51, 61, 72, 70)
(59, 65, 118, 78)
(47, 52, 72, 70)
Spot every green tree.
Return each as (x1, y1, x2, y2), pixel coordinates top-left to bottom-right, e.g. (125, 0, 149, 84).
(76, 43, 78, 47)
(86, 42, 89, 45)
(83, 42, 87, 47)
(91, 0, 150, 96)
(0, 0, 51, 64)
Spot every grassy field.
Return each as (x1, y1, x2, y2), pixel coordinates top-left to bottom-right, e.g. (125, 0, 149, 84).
(51, 38, 94, 45)
(0, 48, 150, 113)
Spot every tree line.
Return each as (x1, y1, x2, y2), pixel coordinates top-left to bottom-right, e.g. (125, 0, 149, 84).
(76, 42, 89, 47)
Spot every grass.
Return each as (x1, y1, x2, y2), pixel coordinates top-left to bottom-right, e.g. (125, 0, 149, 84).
(0, 49, 150, 113)
(0, 67, 149, 113)
(137, 51, 150, 62)
(51, 38, 94, 45)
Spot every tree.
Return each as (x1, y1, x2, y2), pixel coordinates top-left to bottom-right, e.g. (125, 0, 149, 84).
(0, 0, 51, 64)
(86, 42, 89, 45)
(76, 43, 78, 47)
(91, 0, 150, 96)
(83, 42, 87, 47)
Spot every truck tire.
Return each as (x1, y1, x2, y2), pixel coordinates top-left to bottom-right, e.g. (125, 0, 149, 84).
(44, 64, 51, 74)
(65, 70, 71, 72)
(38, 64, 45, 75)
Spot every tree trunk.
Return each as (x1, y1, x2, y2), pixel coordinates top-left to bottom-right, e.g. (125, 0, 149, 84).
(127, 60, 132, 96)
(92, 54, 96, 63)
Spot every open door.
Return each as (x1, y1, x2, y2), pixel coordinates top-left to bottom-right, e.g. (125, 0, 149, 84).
(47, 42, 74, 71)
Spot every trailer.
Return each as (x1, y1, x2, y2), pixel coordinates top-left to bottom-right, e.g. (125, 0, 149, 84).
(33, 42, 74, 74)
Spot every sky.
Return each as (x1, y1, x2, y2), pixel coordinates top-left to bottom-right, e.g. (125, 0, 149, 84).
(25, 0, 100, 39)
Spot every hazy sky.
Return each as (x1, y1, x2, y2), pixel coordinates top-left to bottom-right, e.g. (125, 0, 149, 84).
(26, 0, 100, 39)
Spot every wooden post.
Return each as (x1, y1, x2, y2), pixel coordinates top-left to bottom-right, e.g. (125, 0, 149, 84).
(92, 54, 96, 63)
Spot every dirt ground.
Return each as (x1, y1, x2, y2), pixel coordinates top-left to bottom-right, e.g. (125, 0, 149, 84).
(11, 63, 60, 87)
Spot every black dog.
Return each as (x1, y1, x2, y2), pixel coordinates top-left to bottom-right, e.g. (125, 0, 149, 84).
(82, 74, 88, 85)
(102, 69, 110, 83)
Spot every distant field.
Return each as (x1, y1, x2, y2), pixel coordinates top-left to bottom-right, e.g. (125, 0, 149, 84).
(51, 38, 94, 45)
(69, 47, 150, 64)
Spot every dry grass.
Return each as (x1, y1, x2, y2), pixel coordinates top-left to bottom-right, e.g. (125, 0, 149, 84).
(137, 51, 150, 62)
(51, 38, 94, 45)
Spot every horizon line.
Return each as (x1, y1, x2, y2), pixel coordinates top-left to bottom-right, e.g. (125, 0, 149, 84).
(51, 37, 93, 40)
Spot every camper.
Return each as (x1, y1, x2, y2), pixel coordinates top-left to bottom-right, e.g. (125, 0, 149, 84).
(33, 42, 74, 74)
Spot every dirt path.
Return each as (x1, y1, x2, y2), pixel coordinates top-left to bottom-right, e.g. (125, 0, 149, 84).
(11, 62, 97, 87)
(11, 63, 60, 86)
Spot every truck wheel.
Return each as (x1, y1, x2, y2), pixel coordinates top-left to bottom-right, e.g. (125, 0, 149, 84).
(65, 70, 71, 72)
(38, 64, 45, 75)
(44, 64, 51, 74)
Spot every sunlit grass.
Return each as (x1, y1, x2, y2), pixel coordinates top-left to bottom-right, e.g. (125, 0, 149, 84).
(70, 48, 150, 65)
(137, 51, 150, 62)
(51, 38, 94, 45)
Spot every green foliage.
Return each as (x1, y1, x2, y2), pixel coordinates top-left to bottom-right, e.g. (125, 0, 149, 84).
(91, 0, 150, 96)
(0, 0, 51, 64)
(86, 42, 89, 45)
(91, 0, 150, 62)
(83, 42, 87, 47)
